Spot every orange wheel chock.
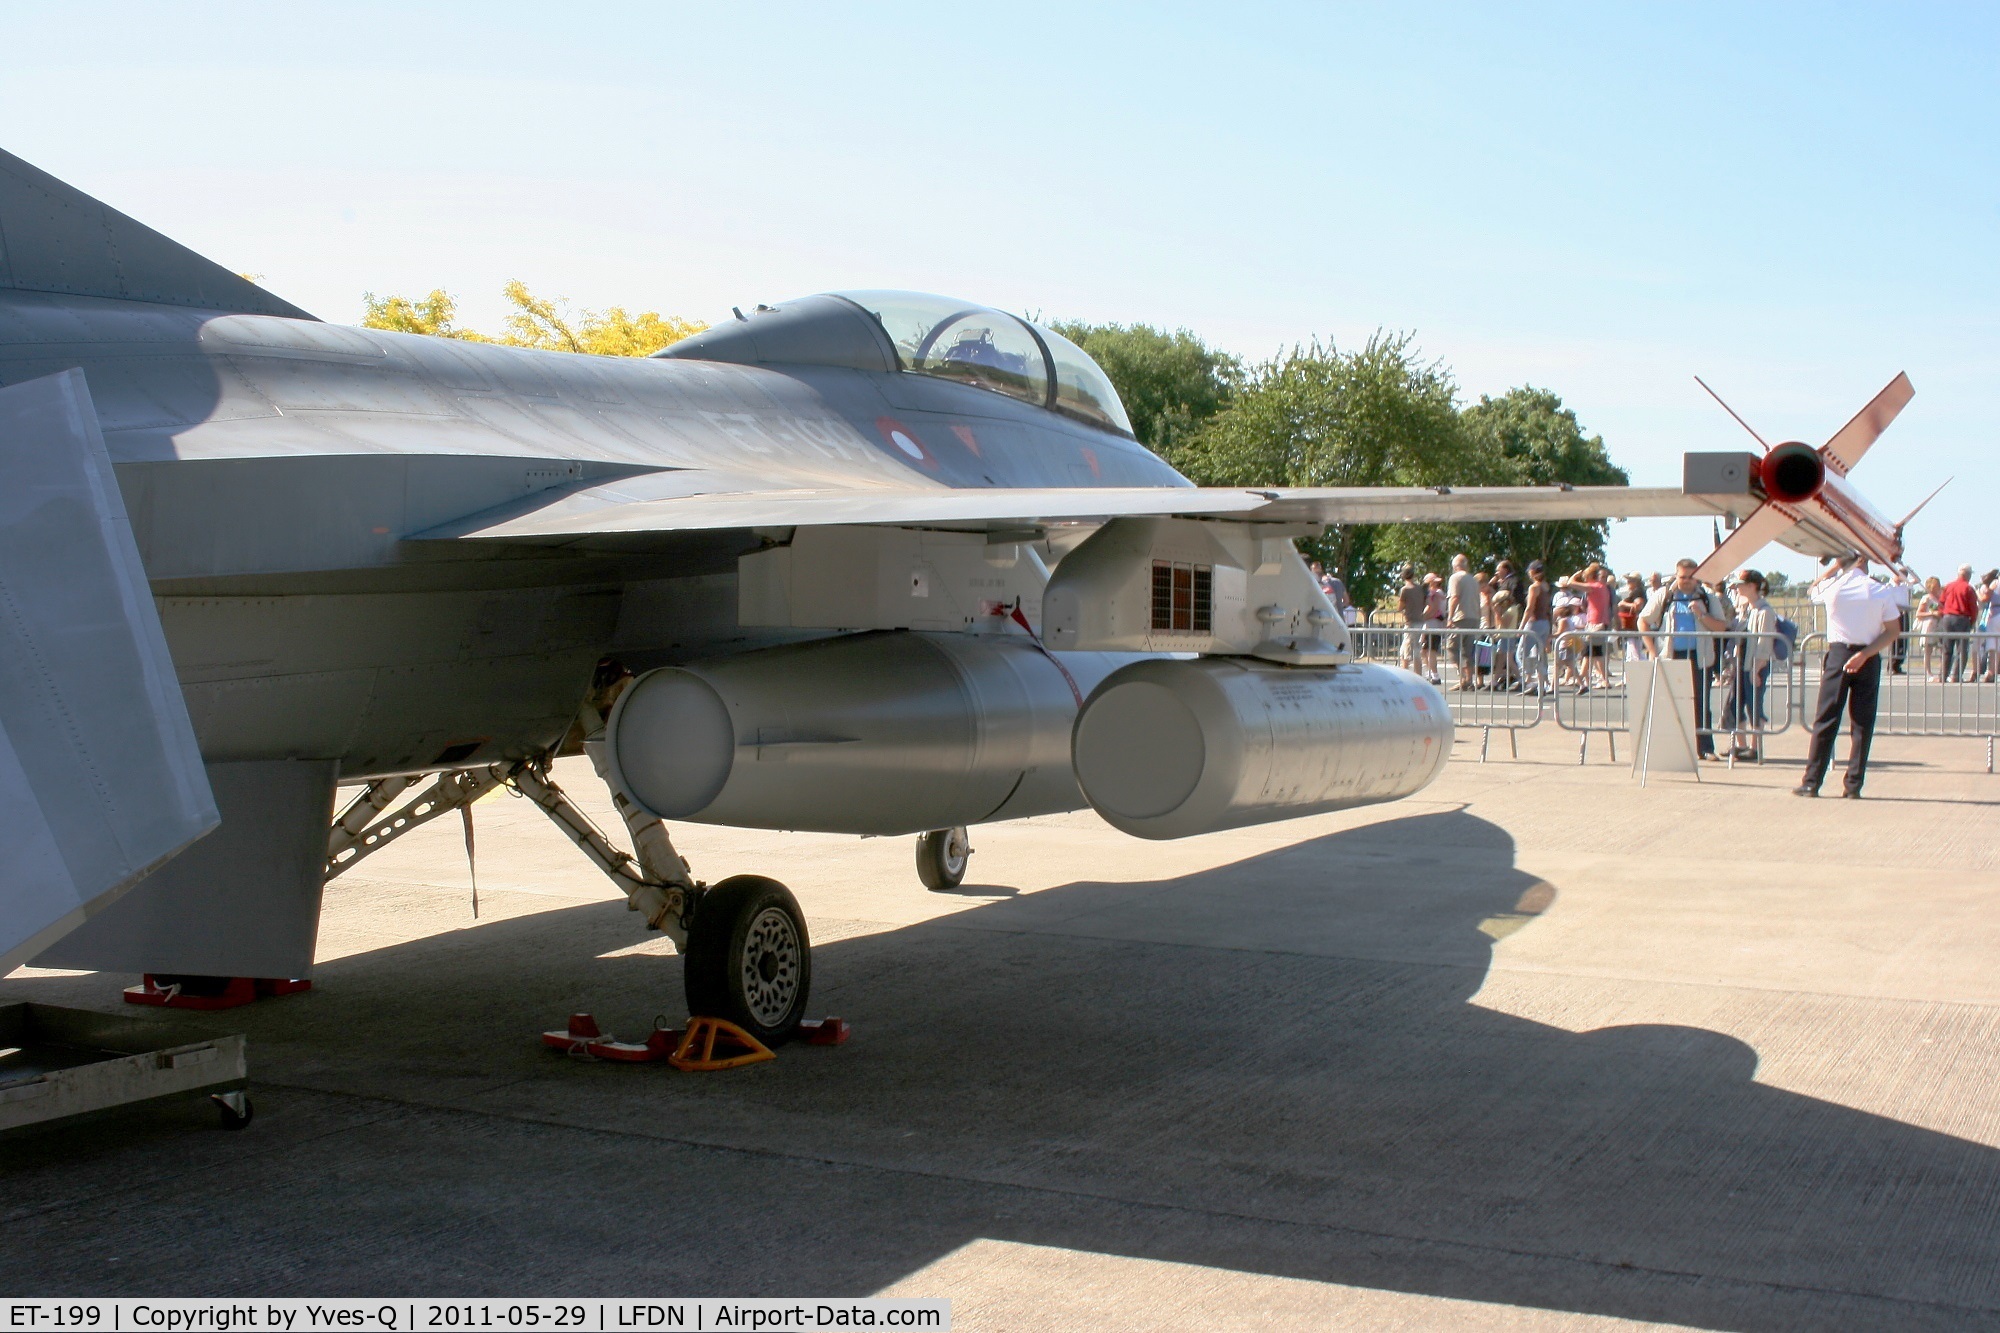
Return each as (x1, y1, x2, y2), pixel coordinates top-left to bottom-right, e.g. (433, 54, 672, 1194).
(541, 1013, 846, 1066)
(668, 1016, 776, 1071)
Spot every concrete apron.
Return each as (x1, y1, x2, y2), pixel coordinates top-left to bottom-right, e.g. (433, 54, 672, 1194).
(5, 729, 2000, 1331)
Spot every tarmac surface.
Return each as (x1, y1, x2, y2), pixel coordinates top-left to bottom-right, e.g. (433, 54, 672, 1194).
(7, 726, 2000, 1330)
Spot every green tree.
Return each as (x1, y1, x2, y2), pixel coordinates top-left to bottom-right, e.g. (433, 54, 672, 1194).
(360, 283, 706, 355)
(1048, 321, 1243, 463)
(1374, 386, 1628, 581)
(1175, 332, 1471, 609)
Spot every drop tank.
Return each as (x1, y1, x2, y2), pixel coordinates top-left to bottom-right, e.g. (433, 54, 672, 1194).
(606, 631, 1130, 836)
(1071, 658, 1450, 840)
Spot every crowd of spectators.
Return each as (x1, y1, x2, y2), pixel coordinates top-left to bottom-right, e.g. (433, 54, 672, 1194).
(1304, 550, 2000, 778)
(1907, 564, 2000, 682)
(1313, 553, 1841, 763)
(1314, 554, 2000, 689)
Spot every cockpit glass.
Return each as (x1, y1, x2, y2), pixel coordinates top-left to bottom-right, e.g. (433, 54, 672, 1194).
(915, 310, 1049, 406)
(835, 290, 1133, 437)
(1037, 324, 1136, 435)
(838, 290, 1048, 411)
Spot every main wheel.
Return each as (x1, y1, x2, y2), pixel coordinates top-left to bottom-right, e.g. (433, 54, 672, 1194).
(915, 827, 970, 891)
(683, 875, 811, 1045)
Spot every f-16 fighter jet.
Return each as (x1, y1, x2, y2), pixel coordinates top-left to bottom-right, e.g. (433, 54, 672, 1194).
(0, 147, 1888, 1043)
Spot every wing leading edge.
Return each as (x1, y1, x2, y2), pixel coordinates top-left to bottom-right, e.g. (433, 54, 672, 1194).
(429, 476, 1732, 543)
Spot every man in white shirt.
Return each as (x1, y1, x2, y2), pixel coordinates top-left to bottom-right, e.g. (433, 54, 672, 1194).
(1445, 553, 1482, 690)
(1796, 553, 1902, 798)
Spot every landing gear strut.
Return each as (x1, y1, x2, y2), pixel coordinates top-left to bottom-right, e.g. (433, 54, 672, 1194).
(328, 753, 818, 1046)
(915, 827, 970, 890)
(683, 876, 812, 1045)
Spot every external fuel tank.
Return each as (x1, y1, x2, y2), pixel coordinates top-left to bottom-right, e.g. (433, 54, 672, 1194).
(1070, 658, 1450, 840)
(606, 631, 1128, 836)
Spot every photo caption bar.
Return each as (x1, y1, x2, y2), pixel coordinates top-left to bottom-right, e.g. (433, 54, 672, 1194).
(3, 1302, 948, 1332)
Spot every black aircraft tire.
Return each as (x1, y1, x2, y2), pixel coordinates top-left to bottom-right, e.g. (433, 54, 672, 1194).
(915, 827, 969, 891)
(683, 875, 811, 1045)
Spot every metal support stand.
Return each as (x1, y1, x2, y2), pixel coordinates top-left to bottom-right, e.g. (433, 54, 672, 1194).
(327, 767, 507, 878)
(1480, 725, 1490, 763)
(1988, 736, 1994, 775)
(324, 757, 700, 948)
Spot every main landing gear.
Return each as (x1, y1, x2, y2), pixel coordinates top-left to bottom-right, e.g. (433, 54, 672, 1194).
(684, 875, 812, 1045)
(328, 758, 818, 1045)
(915, 826, 971, 890)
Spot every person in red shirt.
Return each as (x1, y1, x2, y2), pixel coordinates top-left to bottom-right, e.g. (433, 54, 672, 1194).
(1569, 562, 1615, 689)
(1939, 564, 1979, 681)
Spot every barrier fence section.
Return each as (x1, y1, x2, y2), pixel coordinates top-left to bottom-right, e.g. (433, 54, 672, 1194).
(1355, 616, 2000, 770)
(1796, 630, 2000, 773)
(1349, 625, 1796, 766)
(1545, 629, 1796, 767)
(1348, 625, 1544, 761)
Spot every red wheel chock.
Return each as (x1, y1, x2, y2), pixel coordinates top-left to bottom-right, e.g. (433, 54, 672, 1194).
(798, 1017, 851, 1046)
(540, 1013, 848, 1066)
(124, 976, 312, 1010)
(541, 1012, 609, 1055)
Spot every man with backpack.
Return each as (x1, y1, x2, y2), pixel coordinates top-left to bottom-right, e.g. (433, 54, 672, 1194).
(1796, 553, 1902, 798)
(1640, 558, 1733, 760)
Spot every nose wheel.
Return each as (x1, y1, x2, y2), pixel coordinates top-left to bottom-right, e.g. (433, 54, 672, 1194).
(915, 827, 970, 890)
(683, 875, 812, 1045)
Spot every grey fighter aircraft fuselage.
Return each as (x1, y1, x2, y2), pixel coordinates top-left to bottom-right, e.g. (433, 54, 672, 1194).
(0, 289, 1180, 781)
(4, 146, 1863, 1043)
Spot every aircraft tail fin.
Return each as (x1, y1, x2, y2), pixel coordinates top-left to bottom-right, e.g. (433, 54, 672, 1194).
(0, 369, 218, 973)
(0, 146, 314, 320)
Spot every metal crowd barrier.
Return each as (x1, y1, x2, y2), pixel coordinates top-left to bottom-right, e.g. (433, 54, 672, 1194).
(1347, 625, 1545, 761)
(1348, 624, 1794, 766)
(1351, 617, 2000, 771)
(1546, 628, 1795, 767)
(1796, 630, 2000, 772)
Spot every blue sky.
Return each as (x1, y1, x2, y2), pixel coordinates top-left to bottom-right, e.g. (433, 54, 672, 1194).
(6, 2, 1993, 577)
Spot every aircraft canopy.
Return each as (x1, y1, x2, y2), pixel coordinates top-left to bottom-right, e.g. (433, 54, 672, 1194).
(837, 291, 1134, 437)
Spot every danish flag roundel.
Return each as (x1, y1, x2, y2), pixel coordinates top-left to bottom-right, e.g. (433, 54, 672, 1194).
(875, 416, 937, 470)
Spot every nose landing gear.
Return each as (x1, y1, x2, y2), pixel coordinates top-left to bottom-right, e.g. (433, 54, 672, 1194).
(915, 826, 971, 890)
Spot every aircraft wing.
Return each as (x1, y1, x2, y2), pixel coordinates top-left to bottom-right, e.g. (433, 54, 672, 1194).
(0, 371, 218, 973)
(431, 475, 1728, 543)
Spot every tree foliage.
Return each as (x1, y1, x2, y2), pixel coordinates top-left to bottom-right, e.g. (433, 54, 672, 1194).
(1374, 386, 1628, 584)
(1153, 332, 1628, 609)
(360, 289, 489, 340)
(1048, 321, 1242, 462)
(360, 283, 706, 355)
(1175, 332, 1470, 609)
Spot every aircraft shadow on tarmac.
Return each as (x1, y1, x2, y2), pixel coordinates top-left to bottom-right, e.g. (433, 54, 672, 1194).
(5, 809, 1998, 1330)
